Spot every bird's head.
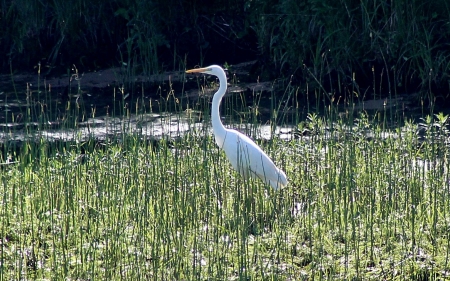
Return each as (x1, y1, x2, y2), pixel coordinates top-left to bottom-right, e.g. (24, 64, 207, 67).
(186, 65, 226, 77)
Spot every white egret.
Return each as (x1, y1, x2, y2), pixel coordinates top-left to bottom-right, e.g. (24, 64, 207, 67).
(186, 65, 287, 189)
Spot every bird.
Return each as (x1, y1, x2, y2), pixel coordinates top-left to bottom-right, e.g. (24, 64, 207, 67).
(186, 65, 287, 189)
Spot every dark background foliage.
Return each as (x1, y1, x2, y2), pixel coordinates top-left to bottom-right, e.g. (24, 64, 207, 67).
(1, 0, 449, 99)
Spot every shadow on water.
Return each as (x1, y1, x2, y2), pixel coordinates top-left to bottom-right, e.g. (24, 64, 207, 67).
(0, 60, 429, 158)
(0, 62, 299, 156)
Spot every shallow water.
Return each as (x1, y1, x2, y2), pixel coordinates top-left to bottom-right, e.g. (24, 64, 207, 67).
(0, 61, 423, 147)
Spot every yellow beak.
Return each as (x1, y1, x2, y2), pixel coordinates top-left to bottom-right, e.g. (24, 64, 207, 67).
(186, 67, 210, 74)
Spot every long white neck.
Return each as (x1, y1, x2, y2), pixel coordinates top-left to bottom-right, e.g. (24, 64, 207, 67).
(211, 70, 228, 141)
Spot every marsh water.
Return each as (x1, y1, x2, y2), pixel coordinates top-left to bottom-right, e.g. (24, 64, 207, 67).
(0, 61, 418, 148)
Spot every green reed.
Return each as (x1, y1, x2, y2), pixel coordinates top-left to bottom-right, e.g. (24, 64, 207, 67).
(1, 70, 450, 280)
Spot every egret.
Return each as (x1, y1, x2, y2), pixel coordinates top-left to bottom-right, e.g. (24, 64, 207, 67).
(186, 65, 287, 189)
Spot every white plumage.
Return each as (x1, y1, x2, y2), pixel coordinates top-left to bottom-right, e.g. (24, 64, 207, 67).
(186, 65, 287, 189)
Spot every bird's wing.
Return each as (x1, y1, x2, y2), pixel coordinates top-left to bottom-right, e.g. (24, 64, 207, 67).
(222, 130, 287, 188)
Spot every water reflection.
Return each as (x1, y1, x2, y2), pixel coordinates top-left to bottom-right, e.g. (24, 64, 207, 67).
(0, 111, 295, 144)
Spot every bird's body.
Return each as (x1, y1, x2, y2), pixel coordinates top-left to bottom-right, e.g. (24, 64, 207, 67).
(186, 65, 287, 189)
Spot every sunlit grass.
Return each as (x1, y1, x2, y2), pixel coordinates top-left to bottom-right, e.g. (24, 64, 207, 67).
(1, 102, 450, 280)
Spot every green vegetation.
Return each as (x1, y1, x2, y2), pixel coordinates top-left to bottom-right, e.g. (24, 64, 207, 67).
(1, 70, 450, 280)
(2, 0, 450, 100)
